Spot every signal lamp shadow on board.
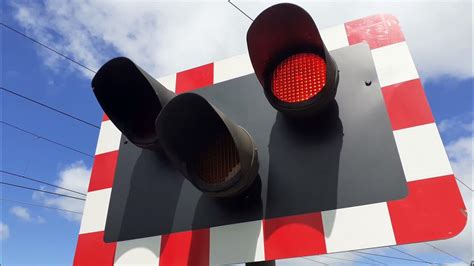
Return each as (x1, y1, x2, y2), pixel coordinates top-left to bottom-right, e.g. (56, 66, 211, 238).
(155, 93, 259, 198)
(91, 57, 176, 150)
(247, 3, 339, 117)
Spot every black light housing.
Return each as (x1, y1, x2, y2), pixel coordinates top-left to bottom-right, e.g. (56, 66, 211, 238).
(92, 57, 175, 150)
(155, 93, 259, 198)
(247, 3, 339, 117)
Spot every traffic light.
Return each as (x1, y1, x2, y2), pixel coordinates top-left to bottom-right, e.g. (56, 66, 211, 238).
(92, 58, 259, 198)
(155, 93, 259, 198)
(92, 57, 175, 150)
(247, 3, 339, 117)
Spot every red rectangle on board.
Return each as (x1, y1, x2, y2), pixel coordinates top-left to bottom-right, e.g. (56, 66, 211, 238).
(175, 63, 214, 94)
(382, 79, 435, 130)
(387, 175, 467, 244)
(345, 14, 405, 49)
(263, 212, 326, 260)
(74, 231, 116, 266)
(88, 151, 119, 192)
(159, 229, 210, 266)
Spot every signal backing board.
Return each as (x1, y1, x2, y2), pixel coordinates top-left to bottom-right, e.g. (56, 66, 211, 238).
(74, 14, 467, 265)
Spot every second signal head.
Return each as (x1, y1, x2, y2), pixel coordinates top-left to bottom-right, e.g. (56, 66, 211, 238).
(247, 3, 339, 118)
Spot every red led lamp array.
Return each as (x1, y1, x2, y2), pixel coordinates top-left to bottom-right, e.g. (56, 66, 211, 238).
(271, 53, 327, 103)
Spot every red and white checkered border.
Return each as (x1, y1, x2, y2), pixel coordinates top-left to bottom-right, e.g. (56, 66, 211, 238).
(74, 14, 467, 265)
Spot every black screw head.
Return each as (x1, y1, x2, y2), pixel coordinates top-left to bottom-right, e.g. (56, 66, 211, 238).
(365, 80, 372, 86)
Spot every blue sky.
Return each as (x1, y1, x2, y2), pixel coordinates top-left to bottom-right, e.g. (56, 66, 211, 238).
(1, 0, 472, 265)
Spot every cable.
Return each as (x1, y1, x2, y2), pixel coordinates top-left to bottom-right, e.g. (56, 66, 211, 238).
(0, 181, 86, 201)
(1, 170, 86, 196)
(352, 252, 386, 265)
(1, 198, 83, 214)
(320, 255, 373, 265)
(455, 177, 473, 191)
(1, 87, 100, 129)
(389, 246, 432, 264)
(0, 22, 97, 74)
(1, 121, 94, 158)
(355, 251, 429, 264)
(227, 0, 254, 22)
(302, 257, 329, 266)
(424, 243, 468, 264)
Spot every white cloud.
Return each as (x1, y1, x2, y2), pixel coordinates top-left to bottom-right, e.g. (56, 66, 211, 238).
(33, 161, 90, 222)
(446, 136, 473, 189)
(0, 222, 10, 240)
(37, 216, 47, 224)
(439, 113, 473, 189)
(10, 206, 32, 221)
(9, 206, 47, 224)
(438, 113, 474, 140)
(10, 0, 471, 81)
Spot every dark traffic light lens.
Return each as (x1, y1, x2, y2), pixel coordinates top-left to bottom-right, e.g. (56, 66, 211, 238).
(272, 53, 327, 103)
(92, 57, 175, 150)
(194, 133, 241, 185)
(156, 93, 259, 197)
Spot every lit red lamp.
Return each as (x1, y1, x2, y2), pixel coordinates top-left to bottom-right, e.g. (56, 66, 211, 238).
(247, 3, 339, 117)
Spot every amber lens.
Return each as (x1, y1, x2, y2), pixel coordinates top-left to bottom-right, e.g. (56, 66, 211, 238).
(194, 133, 241, 184)
(272, 53, 326, 103)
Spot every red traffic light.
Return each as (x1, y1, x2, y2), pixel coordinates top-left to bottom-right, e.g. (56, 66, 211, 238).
(272, 53, 327, 103)
(247, 3, 338, 117)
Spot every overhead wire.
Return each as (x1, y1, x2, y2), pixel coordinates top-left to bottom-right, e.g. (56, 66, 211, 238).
(0, 22, 97, 74)
(302, 257, 329, 266)
(1, 170, 87, 196)
(424, 243, 468, 264)
(352, 252, 386, 265)
(389, 246, 432, 264)
(0, 23, 95, 209)
(1, 181, 86, 201)
(454, 177, 473, 191)
(227, 0, 254, 21)
(1, 121, 95, 158)
(1, 86, 100, 129)
(319, 255, 373, 265)
(1, 198, 83, 214)
(355, 251, 430, 264)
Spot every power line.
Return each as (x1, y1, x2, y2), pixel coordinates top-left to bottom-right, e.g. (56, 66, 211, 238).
(1, 87, 100, 129)
(0, 22, 97, 74)
(424, 243, 468, 264)
(1, 121, 94, 158)
(355, 251, 428, 264)
(352, 252, 386, 265)
(389, 246, 432, 264)
(0, 181, 86, 201)
(1, 198, 83, 214)
(454, 177, 473, 191)
(320, 255, 373, 265)
(227, 0, 254, 21)
(302, 257, 329, 266)
(1, 170, 86, 196)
